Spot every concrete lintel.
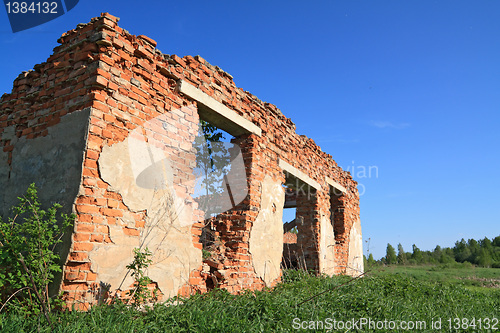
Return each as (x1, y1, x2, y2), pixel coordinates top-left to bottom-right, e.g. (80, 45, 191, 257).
(326, 177, 347, 194)
(178, 80, 261, 137)
(279, 159, 321, 190)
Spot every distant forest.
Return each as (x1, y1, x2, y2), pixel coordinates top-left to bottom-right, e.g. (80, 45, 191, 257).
(367, 235, 500, 268)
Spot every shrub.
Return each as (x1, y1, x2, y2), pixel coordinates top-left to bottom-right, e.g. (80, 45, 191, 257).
(0, 184, 74, 315)
(126, 247, 156, 305)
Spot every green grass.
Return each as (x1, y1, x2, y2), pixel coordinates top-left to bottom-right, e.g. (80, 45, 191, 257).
(371, 264, 500, 292)
(0, 268, 498, 332)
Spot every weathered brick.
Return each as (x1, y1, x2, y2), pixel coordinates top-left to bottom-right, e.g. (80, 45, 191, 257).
(76, 223, 95, 233)
(122, 227, 140, 236)
(86, 272, 97, 281)
(73, 242, 94, 251)
(76, 205, 99, 214)
(68, 252, 88, 262)
(95, 225, 109, 233)
(90, 234, 104, 243)
(101, 208, 123, 217)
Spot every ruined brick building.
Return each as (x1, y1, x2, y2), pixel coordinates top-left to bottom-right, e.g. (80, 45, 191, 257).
(0, 13, 363, 309)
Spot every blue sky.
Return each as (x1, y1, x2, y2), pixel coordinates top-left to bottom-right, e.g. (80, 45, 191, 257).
(1, 1, 499, 259)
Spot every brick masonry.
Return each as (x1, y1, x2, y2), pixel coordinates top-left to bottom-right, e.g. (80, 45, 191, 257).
(0, 13, 363, 309)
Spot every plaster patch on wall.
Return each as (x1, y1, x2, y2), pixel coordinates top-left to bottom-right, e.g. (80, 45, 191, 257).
(319, 214, 336, 276)
(347, 219, 364, 276)
(93, 138, 201, 298)
(0, 109, 89, 216)
(249, 175, 285, 286)
(89, 225, 138, 289)
(98, 138, 166, 211)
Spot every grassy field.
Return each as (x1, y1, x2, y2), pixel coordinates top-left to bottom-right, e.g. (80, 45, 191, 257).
(371, 263, 500, 291)
(0, 267, 498, 332)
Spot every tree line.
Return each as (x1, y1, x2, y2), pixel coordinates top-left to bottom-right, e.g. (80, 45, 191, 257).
(366, 235, 500, 268)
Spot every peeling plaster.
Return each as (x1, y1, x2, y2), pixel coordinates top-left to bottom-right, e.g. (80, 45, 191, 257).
(93, 137, 201, 298)
(249, 175, 285, 286)
(319, 214, 336, 276)
(347, 219, 364, 276)
(0, 109, 89, 215)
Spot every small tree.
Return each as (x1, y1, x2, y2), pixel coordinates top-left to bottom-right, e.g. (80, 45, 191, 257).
(194, 120, 231, 219)
(397, 243, 406, 265)
(411, 244, 423, 264)
(477, 248, 492, 268)
(0, 183, 74, 317)
(385, 243, 397, 265)
(492, 236, 500, 247)
(432, 245, 442, 261)
(454, 238, 471, 263)
(126, 247, 155, 305)
(367, 253, 376, 267)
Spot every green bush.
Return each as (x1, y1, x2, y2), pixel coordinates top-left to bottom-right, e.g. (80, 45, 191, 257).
(0, 184, 74, 315)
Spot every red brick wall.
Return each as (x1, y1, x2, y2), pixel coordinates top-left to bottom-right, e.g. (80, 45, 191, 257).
(0, 13, 361, 308)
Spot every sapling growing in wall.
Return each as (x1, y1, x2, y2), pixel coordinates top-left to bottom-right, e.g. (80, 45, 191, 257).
(126, 247, 155, 305)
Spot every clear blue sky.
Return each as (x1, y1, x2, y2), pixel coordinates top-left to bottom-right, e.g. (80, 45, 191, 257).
(1, 1, 499, 259)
